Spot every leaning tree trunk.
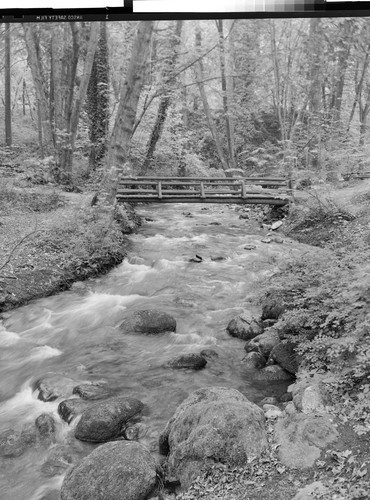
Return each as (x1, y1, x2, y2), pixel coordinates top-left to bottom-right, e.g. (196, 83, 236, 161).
(140, 20, 183, 175)
(98, 21, 154, 207)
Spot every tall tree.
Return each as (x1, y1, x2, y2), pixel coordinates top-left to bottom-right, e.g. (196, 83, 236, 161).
(98, 21, 154, 207)
(193, 22, 229, 171)
(23, 24, 54, 152)
(24, 22, 99, 185)
(306, 18, 324, 170)
(140, 20, 183, 175)
(87, 22, 109, 170)
(215, 19, 236, 170)
(4, 23, 12, 146)
(57, 23, 100, 184)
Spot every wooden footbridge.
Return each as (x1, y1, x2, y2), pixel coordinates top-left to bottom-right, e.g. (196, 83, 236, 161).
(116, 176, 293, 206)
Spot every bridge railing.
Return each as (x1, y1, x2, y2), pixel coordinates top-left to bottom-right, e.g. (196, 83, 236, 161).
(116, 176, 293, 204)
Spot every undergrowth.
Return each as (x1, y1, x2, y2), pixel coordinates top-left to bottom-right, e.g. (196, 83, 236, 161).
(32, 207, 126, 278)
(273, 185, 370, 438)
(0, 179, 65, 214)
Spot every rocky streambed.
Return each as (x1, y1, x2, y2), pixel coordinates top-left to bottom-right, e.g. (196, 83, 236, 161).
(0, 203, 340, 500)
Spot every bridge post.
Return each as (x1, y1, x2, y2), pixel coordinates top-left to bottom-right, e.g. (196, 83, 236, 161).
(157, 181, 162, 199)
(241, 180, 246, 198)
(200, 181, 205, 198)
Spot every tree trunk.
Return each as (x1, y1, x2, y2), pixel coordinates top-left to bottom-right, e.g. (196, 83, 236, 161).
(307, 18, 324, 171)
(98, 21, 154, 207)
(23, 24, 54, 151)
(193, 23, 229, 171)
(359, 82, 370, 147)
(347, 48, 370, 131)
(58, 22, 99, 185)
(4, 23, 12, 147)
(87, 22, 110, 170)
(329, 19, 353, 127)
(141, 20, 183, 175)
(216, 19, 236, 170)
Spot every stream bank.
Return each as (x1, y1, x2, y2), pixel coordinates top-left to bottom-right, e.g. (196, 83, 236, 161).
(0, 187, 141, 314)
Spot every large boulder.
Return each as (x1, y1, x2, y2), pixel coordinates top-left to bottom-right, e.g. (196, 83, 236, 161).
(245, 328, 280, 358)
(226, 312, 263, 341)
(166, 353, 207, 370)
(268, 340, 299, 375)
(275, 413, 339, 468)
(61, 441, 157, 500)
(159, 387, 267, 488)
(33, 373, 75, 402)
(119, 310, 176, 335)
(75, 397, 144, 443)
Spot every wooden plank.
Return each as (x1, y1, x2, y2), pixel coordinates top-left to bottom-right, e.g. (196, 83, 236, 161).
(116, 189, 288, 197)
(119, 176, 288, 182)
(116, 193, 289, 200)
(157, 181, 162, 199)
(116, 196, 289, 205)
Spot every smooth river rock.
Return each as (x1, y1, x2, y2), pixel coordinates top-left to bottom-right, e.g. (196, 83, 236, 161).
(159, 387, 267, 488)
(0, 429, 27, 458)
(166, 353, 207, 370)
(226, 311, 263, 341)
(252, 365, 294, 382)
(119, 309, 176, 335)
(35, 413, 56, 444)
(245, 328, 280, 358)
(261, 290, 287, 320)
(61, 441, 157, 500)
(33, 373, 75, 402)
(268, 340, 299, 375)
(243, 351, 266, 369)
(58, 398, 91, 424)
(72, 382, 112, 401)
(75, 397, 144, 443)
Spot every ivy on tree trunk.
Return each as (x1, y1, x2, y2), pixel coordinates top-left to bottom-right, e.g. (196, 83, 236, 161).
(87, 22, 109, 170)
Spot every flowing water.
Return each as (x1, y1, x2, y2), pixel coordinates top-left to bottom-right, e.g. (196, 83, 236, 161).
(0, 203, 308, 499)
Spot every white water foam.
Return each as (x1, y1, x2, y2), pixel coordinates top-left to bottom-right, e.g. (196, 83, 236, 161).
(28, 345, 63, 361)
(168, 332, 217, 345)
(0, 324, 21, 346)
(29, 475, 64, 500)
(152, 258, 185, 271)
(50, 292, 143, 329)
(0, 379, 59, 422)
(115, 261, 156, 282)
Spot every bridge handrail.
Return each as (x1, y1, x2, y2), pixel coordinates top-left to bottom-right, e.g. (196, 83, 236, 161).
(119, 176, 289, 182)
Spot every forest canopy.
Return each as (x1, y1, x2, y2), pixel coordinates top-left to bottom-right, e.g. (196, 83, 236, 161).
(1, 18, 370, 189)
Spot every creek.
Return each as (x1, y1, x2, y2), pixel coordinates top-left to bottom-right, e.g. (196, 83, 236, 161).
(0, 203, 307, 499)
